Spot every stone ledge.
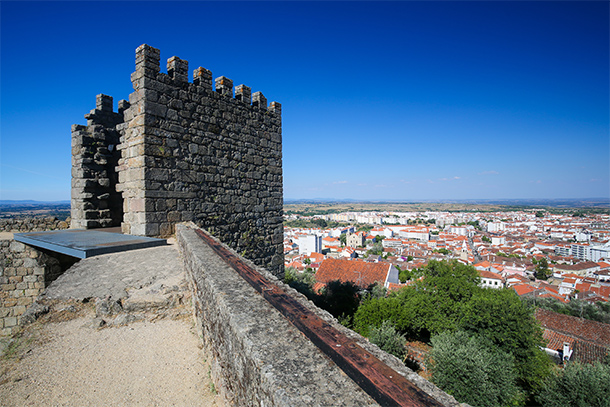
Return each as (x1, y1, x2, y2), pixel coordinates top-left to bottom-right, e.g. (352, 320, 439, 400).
(177, 224, 377, 406)
(176, 223, 461, 407)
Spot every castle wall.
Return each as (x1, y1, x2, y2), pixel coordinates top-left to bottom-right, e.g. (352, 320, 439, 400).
(0, 218, 72, 335)
(0, 240, 74, 336)
(72, 44, 284, 276)
(0, 216, 69, 233)
(177, 224, 459, 406)
(71, 94, 125, 229)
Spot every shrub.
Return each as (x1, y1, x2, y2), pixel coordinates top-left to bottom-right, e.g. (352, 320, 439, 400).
(536, 361, 610, 407)
(369, 320, 406, 359)
(428, 331, 523, 407)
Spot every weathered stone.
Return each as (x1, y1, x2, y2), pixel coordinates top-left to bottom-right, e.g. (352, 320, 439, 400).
(177, 225, 460, 407)
(4, 317, 17, 327)
(71, 44, 284, 276)
(20, 303, 49, 325)
(9, 241, 25, 252)
(122, 293, 170, 312)
(95, 297, 123, 316)
(88, 317, 106, 329)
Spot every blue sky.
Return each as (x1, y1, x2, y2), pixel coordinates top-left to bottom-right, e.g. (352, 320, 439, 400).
(1, 1, 608, 201)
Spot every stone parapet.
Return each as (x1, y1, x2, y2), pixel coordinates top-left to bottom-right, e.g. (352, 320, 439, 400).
(0, 217, 69, 233)
(0, 240, 51, 335)
(176, 224, 460, 407)
(176, 224, 376, 406)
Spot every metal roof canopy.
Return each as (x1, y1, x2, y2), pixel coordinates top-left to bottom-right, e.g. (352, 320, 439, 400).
(13, 229, 166, 259)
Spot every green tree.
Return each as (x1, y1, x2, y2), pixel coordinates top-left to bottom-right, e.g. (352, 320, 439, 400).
(535, 211, 545, 218)
(535, 258, 551, 280)
(460, 288, 552, 394)
(284, 267, 316, 299)
(339, 233, 347, 247)
(354, 260, 480, 340)
(353, 295, 397, 337)
(312, 218, 328, 228)
(521, 297, 610, 324)
(536, 361, 610, 407)
(428, 331, 523, 407)
(369, 283, 387, 299)
(368, 241, 384, 256)
(316, 280, 362, 326)
(357, 225, 372, 233)
(412, 261, 481, 334)
(369, 320, 406, 359)
(354, 260, 553, 401)
(398, 268, 411, 283)
(482, 235, 491, 243)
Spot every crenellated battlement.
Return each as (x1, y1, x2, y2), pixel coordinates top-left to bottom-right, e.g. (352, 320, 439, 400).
(134, 44, 280, 113)
(73, 44, 284, 275)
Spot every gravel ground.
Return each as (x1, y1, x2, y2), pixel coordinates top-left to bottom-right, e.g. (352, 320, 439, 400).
(1, 238, 224, 407)
(0, 308, 223, 407)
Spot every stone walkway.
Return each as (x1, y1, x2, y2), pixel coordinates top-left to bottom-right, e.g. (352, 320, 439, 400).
(0, 239, 223, 406)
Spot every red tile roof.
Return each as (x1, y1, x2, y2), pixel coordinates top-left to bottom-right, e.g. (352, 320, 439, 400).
(542, 329, 575, 351)
(598, 262, 610, 270)
(535, 308, 610, 364)
(513, 284, 536, 296)
(312, 282, 326, 294)
(538, 282, 559, 294)
(309, 252, 325, 262)
(538, 293, 569, 303)
(479, 270, 502, 280)
(315, 258, 390, 289)
(474, 261, 491, 269)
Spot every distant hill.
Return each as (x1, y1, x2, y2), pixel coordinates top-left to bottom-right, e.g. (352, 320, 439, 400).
(284, 198, 609, 209)
(0, 200, 70, 206)
(0, 201, 71, 219)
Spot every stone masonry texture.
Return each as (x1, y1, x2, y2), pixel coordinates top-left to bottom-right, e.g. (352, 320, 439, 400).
(71, 44, 284, 276)
(0, 217, 72, 335)
(0, 239, 58, 336)
(0, 217, 69, 233)
(177, 224, 461, 407)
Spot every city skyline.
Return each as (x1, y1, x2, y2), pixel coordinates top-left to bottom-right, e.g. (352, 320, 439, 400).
(1, 1, 608, 201)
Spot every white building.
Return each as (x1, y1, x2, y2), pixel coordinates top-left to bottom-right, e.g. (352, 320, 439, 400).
(297, 235, 322, 256)
(575, 231, 592, 242)
(479, 270, 504, 289)
(370, 227, 394, 238)
(447, 225, 467, 236)
(566, 243, 610, 262)
(491, 236, 506, 246)
(587, 243, 610, 262)
(398, 226, 430, 241)
(382, 238, 403, 249)
(487, 222, 506, 233)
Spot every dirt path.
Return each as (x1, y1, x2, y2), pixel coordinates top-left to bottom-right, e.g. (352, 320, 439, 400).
(0, 239, 224, 406)
(1, 310, 222, 406)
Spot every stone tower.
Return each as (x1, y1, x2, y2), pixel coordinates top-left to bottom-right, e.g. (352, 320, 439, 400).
(71, 44, 284, 275)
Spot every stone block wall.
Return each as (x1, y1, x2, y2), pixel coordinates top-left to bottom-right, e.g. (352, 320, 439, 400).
(176, 224, 459, 406)
(0, 218, 77, 335)
(71, 94, 125, 229)
(72, 44, 284, 276)
(0, 240, 55, 335)
(0, 216, 70, 233)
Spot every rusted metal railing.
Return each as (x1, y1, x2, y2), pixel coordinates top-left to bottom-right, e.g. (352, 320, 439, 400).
(195, 229, 442, 407)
